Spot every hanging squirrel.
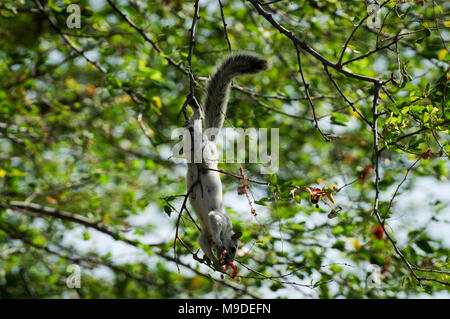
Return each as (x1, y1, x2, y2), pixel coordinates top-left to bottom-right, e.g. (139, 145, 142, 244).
(185, 53, 269, 265)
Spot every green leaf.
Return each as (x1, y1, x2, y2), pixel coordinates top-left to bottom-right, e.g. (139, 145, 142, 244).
(269, 173, 278, 185)
(106, 75, 122, 89)
(83, 232, 91, 240)
(331, 113, 349, 126)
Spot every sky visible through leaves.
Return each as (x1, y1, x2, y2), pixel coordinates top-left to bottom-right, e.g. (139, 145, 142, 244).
(0, 0, 449, 298)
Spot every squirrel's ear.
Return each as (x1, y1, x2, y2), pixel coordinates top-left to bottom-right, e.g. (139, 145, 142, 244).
(232, 231, 242, 240)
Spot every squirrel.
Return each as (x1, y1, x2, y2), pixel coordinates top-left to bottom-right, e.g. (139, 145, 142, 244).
(185, 53, 269, 264)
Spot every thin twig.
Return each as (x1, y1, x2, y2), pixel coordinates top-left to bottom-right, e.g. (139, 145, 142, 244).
(34, 0, 106, 73)
(247, 94, 313, 121)
(218, 0, 232, 55)
(247, 0, 381, 84)
(342, 40, 397, 67)
(323, 64, 373, 129)
(187, 0, 201, 95)
(0, 202, 260, 297)
(235, 260, 330, 288)
(173, 0, 201, 272)
(173, 179, 199, 272)
(206, 168, 269, 185)
(106, 0, 189, 76)
(382, 157, 421, 222)
(232, 84, 338, 101)
(368, 82, 444, 287)
(35, 0, 157, 146)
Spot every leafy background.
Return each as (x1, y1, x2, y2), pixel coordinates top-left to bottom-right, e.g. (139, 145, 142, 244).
(0, 0, 449, 298)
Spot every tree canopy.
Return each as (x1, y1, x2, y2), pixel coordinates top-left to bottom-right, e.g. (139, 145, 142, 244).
(0, 0, 449, 298)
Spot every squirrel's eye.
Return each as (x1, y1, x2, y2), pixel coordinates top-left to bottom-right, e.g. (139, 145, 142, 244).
(230, 247, 236, 253)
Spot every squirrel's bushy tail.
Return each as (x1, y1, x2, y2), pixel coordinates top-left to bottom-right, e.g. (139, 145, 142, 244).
(202, 53, 269, 130)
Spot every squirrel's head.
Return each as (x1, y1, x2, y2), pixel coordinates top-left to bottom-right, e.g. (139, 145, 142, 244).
(221, 231, 242, 263)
